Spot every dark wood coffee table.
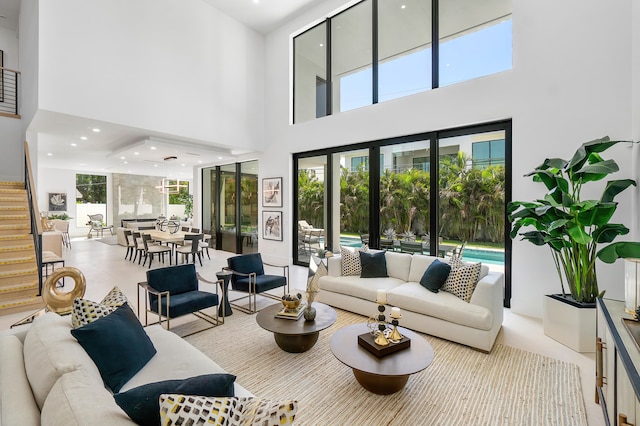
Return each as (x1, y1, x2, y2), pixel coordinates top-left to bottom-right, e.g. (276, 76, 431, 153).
(330, 323, 434, 394)
(256, 302, 337, 353)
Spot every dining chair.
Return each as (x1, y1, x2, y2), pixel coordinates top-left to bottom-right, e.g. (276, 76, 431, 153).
(123, 229, 136, 261)
(175, 234, 204, 266)
(200, 229, 213, 259)
(131, 231, 146, 264)
(141, 234, 172, 268)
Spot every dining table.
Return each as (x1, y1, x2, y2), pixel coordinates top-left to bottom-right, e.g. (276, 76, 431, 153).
(139, 230, 211, 263)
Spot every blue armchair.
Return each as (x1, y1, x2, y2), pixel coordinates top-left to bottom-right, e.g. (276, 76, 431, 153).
(225, 253, 289, 313)
(137, 264, 223, 335)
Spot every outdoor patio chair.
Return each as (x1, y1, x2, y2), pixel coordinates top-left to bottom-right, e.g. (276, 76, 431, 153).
(400, 240, 424, 254)
(86, 214, 113, 238)
(138, 263, 223, 335)
(224, 253, 289, 314)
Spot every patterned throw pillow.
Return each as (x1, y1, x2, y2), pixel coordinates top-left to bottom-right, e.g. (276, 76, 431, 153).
(441, 257, 482, 302)
(340, 245, 368, 276)
(100, 286, 132, 309)
(159, 394, 298, 426)
(71, 286, 133, 329)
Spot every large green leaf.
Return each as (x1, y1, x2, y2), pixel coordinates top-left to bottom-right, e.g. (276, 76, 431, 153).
(597, 242, 640, 263)
(593, 223, 629, 244)
(601, 179, 637, 203)
(566, 222, 591, 245)
(574, 159, 620, 183)
(520, 231, 547, 246)
(566, 136, 616, 171)
(575, 202, 616, 227)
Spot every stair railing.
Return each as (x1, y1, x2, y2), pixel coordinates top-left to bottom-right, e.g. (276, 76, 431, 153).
(24, 141, 43, 294)
(0, 66, 20, 117)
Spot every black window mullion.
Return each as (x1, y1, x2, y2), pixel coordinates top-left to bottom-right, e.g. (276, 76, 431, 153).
(432, 0, 439, 89)
(372, 0, 379, 104)
(326, 19, 333, 116)
(326, 154, 334, 251)
(429, 131, 438, 256)
(235, 162, 242, 253)
(369, 146, 380, 248)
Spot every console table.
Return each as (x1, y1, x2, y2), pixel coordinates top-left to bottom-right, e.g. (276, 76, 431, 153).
(596, 298, 640, 426)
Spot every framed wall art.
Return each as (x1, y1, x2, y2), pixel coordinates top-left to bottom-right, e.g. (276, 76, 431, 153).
(262, 177, 282, 207)
(262, 211, 282, 241)
(48, 192, 67, 211)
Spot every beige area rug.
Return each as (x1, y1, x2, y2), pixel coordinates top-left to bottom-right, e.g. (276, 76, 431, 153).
(184, 308, 587, 426)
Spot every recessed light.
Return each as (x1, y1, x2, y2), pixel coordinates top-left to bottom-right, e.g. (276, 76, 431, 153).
(401, 4, 406, 9)
(320, 43, 324, 47)
(47, 153, 53, 156)
(71, 143, 77, 147)
(80, 136, 88, 140)
(92, 128, 101, 132)
(154, 164, 158, 167)
(198, 160, 203, 164)
(134, 152, 139, 155)
(123, 161, 128, 164)
(181, 163, 186, 167)
(218, 156, 223, 160)
(120, 156, 126, 160)
(253, 0, 259, 3)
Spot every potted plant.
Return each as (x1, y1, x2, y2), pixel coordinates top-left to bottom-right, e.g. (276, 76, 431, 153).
(508, 136, 640, 351)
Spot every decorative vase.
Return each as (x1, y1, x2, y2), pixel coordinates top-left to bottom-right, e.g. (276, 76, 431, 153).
(304, 291, 318, 321)
(304, 305, 316, 321)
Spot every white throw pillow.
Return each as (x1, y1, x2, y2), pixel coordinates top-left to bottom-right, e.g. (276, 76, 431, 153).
(41, 368, 134, 426)
(442, 257, 482, 302)
(0, 335, 40, 426)
(340, 245, 368, 276)
(23, 312, 102, 409)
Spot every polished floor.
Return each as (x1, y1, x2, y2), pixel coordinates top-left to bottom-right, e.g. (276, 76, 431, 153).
(0, 238, 604, 425)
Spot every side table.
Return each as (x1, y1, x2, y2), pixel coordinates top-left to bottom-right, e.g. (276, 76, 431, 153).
(216, 270, 233, 317)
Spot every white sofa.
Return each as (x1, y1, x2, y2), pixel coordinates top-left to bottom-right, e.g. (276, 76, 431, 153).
(0, 312, 252, 426)
(318, 251, 504, 352)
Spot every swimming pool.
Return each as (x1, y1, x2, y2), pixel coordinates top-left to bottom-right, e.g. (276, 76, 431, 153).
(337, 236, 505, 265)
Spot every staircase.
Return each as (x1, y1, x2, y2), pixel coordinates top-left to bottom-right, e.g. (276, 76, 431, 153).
(0, 181, 43, 316)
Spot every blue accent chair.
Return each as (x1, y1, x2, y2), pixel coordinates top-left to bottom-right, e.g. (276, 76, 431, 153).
(137, 264, 223, 335)
(225, 253, 289, 313)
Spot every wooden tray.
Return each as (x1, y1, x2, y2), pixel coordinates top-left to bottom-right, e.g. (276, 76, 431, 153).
(357, 332, 411, 358)
(622, 318, 640, 352)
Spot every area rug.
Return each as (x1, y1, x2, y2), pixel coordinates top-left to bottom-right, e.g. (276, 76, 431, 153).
(184, 309, 587, 426)
(95, 235, 119, 245)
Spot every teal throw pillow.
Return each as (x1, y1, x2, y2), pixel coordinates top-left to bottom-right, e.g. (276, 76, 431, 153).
(114, 374, 236, 426)
(70, 303, 156, 392)
(359, 251, 388, 278)
(420, 259, 451, 293)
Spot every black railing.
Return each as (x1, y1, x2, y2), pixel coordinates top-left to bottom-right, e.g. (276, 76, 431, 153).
(24, 141, 43, 295)
(0, 67, 20, 116)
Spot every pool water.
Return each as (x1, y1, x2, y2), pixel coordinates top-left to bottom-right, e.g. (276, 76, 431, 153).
(337, 236, 505, 265)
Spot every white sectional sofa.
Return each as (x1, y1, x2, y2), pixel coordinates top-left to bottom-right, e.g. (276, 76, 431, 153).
(318, 251, 504, 352)
(0, 312, 252, 425)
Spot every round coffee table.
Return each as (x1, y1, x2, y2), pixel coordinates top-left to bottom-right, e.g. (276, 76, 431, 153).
(256, 302, 336, 353)
(330, 323, 434, 394)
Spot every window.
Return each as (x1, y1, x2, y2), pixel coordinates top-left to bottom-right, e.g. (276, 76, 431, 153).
(76, 174, 107, 227)
(294, 23, 327, 124)
(293, 121, 511, 307)
(472, 139, 505, 168)
(378, 0, 432, 102)
(292, 0, 512, 123)
(332, 1, 373, 113)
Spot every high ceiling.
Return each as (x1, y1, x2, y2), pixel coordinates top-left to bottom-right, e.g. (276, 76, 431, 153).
(1, 0, 319, 177)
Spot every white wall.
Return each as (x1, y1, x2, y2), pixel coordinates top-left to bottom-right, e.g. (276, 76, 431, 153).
(0, 25, 23, 181)
(36, 0, 265, 151)
(262, 0, 638, 317)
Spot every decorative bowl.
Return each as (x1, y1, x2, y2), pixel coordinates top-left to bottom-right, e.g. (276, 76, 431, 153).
(281, 293, 302, 310)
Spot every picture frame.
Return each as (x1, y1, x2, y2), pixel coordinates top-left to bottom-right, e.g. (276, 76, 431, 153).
(48, 192, 67, 211)
(262, 177, 282, 207)
(262, 211, 282, 241)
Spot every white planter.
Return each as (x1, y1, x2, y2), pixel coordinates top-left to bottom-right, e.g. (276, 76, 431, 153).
(543, 294, 596, 353)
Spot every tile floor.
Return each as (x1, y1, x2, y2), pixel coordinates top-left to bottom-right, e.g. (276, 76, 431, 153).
(0, 238, 604, 425)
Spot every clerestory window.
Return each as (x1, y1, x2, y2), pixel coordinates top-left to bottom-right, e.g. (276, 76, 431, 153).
(292, 0, 512, 124)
